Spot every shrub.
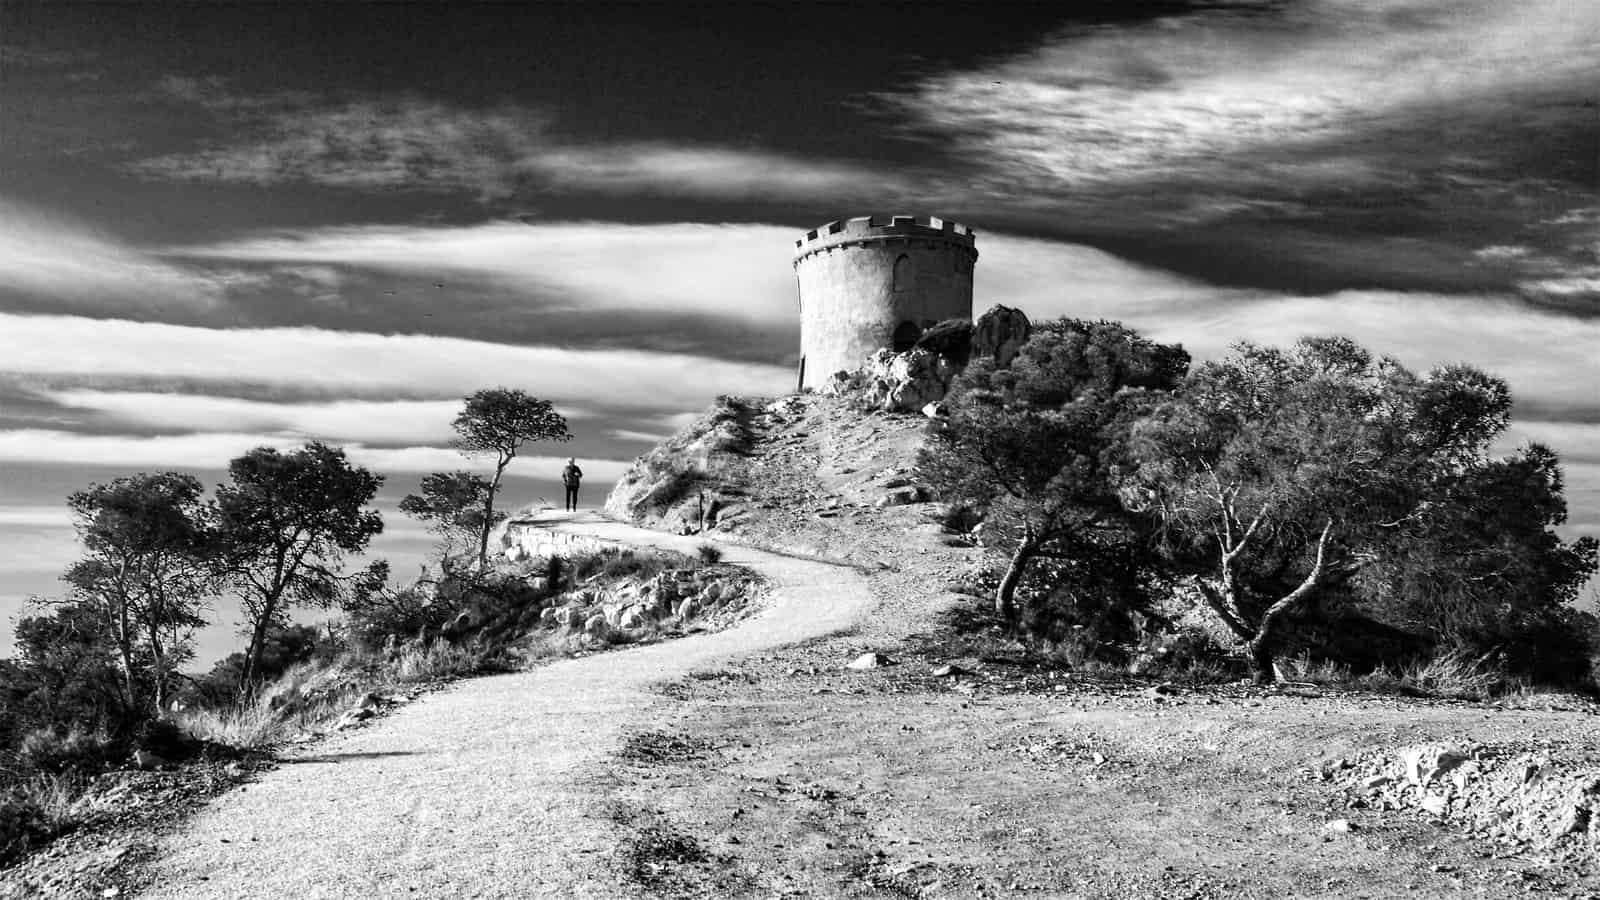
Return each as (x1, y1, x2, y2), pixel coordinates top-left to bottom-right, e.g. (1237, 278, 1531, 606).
(1130, 628, 1239, 682)
(178, 701, 294, 749)
(696, 543, 723, 565)
(565, 548, 691, 588)
(16, 727, 115, 775)
(0, 773, 87, 867)
(390, 642, 511, 681)
(938, 503, 984, 536)
(1387, 649, 1512, 700)
(132, 716, 197, 759)
(345, 584, 460, 653)
(641, 469, 702, 517)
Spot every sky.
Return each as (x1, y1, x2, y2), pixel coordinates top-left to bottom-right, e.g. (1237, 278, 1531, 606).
(1, 0, 1597, 664)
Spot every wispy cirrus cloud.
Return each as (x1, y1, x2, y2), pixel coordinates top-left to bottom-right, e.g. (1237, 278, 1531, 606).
(0, 197, 224, 316)
(892, 0, 1596, 194)
(0, 428, 633, 480)
(522, 144, 918, 202)
(0, 313, 794, 411)
(164, 220, 802, 323)
(128, 91, 549, 198)
(126, 82, 914, 204)
(41, 392, 595, 447)
(883, 0, 1600, 307)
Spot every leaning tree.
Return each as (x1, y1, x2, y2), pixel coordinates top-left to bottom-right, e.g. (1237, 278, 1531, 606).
(920, 318, 1189, 625)
(449, 388, 572, 571)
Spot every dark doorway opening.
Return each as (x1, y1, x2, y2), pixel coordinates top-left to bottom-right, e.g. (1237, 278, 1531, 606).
(892, 321, 922, 352)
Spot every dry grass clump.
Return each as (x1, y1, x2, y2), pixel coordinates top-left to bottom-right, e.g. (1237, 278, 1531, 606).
(0, 772, 91, 865)
(1275, 648, 1525, 700)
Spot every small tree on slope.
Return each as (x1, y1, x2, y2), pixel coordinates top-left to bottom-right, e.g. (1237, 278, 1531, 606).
(920, 318, 1189, 624)
(213, 442, 386, 691)
(64, 472, 212, 716)
(399, 470, 501, 574)
(450, 388, 572, 571)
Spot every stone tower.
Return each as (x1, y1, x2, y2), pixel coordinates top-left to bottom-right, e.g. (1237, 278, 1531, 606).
(792, 215, 978, 391)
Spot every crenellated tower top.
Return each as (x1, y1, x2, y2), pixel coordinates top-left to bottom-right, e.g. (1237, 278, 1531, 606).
(792, 215, 978, 267)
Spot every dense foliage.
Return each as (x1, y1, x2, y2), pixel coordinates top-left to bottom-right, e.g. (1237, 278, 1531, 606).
(213, 442, 386, 690)
(399, 471, 502, 573)
(920, 319, 1189, 626)
(1125, 338, 1596, 681)
(929, 325, 1597, 686)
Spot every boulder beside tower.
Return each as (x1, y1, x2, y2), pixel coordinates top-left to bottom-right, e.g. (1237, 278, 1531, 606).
(792, 215, 978, 391)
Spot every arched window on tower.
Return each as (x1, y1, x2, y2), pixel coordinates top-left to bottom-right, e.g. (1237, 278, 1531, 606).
(892, 321, 921, 352)
(892, 254, 913, 293)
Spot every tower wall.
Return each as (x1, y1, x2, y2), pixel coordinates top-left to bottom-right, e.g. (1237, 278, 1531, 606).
(792, 215, 977, 390)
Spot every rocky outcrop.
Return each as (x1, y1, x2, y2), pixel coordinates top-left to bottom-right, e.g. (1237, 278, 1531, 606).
(822, 305, 1033, 413)
(1331, 741, 1600, 864)
(854, 348, 962, 413)
(971, 304, 1031, 367)
(520, 566, 762, 647)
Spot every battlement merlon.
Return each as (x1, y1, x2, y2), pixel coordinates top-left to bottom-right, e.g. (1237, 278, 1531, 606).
(792, 215, 978, 265)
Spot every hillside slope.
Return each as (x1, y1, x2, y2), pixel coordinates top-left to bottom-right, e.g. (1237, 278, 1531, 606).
(594, 391, 1600, 898)
(607, 393, 961, 572)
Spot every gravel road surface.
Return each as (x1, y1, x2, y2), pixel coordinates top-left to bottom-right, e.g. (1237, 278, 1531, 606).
(139, 512, 871, 899)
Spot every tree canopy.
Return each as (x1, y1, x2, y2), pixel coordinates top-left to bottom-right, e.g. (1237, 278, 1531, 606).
(64, 472, 212, 715)
(399, 470, 502, 572)
(1126, 336, 1596, 681)
(212, 442, 385, 690)
(920, 319, 1189, 624)
(450, 388, 572, 570)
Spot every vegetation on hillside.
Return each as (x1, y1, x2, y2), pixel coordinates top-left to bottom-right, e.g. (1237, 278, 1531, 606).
(921, 318, 1598, 686)
(0, 389, 599, 866)
(606, 396, 756, 530)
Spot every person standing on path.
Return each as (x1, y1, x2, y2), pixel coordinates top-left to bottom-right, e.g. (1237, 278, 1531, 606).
(561, 457, 583, 511)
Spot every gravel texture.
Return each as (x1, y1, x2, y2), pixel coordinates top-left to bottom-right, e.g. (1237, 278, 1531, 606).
(134, 512, 872, 899)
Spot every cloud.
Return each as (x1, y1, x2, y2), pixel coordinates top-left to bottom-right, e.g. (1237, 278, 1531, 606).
(976, 233, 1260, 317)
(127, 88, 913, 204)
(0, 313, 794, 410)
(43, 391, 598, 446)
(893, 0, 1597, 192)
(880, 0, 1600, 305)
(0, 429, 633, 481)
(0, 197, 223, 316)
(609, 429, 674, 444)
(0, 505, 72, 529)
(128, 92, 551, 198)
(0, 44, 97, 70)
(522, 145, 917, 202)
(165, 220, 802, 324)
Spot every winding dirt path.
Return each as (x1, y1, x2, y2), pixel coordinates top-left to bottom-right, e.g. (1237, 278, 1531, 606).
(139, 512, 871, 899)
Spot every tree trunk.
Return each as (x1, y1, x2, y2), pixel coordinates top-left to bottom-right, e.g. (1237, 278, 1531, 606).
(240, 610, 274, 695)
(1246, 518, 1335, 684)
(1246, 634, 1276, 684)
(146, 620, 167, 717)
(478, 460, 507, 573)
(995, 530, 1039, 623)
